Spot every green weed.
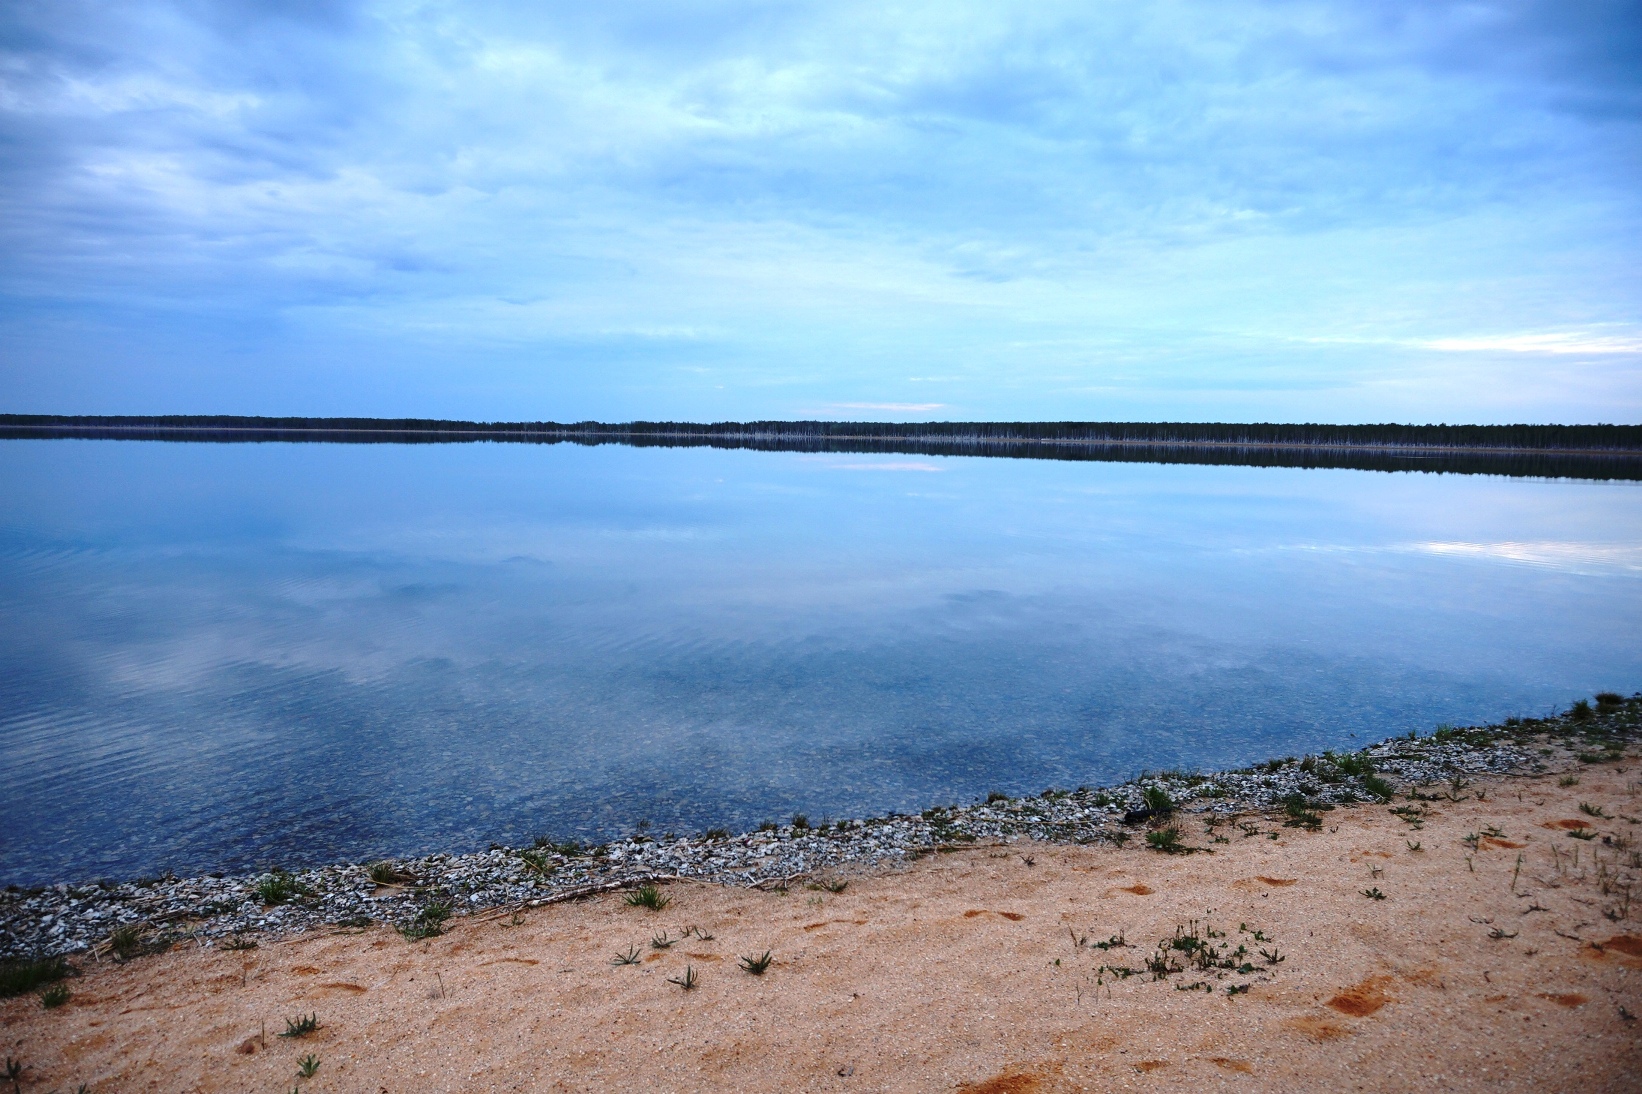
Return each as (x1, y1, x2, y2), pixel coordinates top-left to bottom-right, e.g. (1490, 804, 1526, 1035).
(279, 1013, 320, 1038)
(0, 956, 69, 998)
(1145, 827, 1186, 854)
(624, 885, 670, 911)
(1141, 786, 1175, 813)
(1361, 775, 1395, 801)
(739, 951, 773, 975)
(254, 871, 308, 906)
(109, 924, 145, 960)
(398, 898, 453, 940)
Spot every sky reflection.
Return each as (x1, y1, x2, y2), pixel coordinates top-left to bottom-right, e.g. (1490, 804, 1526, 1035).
(1, 439, 1639, 884)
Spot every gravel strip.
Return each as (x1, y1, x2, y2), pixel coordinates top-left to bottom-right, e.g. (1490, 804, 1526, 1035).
(4, 697, 1636, 961)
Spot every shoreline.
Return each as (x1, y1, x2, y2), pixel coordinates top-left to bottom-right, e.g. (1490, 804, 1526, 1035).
(3, 715, 1638, 1092)
(4, 695, 1636, 962)
(7, 422, 1642, 458)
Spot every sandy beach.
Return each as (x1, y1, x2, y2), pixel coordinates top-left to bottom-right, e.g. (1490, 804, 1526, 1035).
(5, 755, 1638, 1093)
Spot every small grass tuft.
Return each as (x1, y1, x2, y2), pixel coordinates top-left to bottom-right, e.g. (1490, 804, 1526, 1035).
(0, 956, 70, 999)
(1568, 827, 1598, 841)
(739, 951, 773, 975)
(1334, 752, 1375, 777)
(254, 871, 308, 906)
(610, 945, 641, 966)
(1145, 827, 1185, 854)
(624, 884, 670, 911)
(109, 923, 145, 960)
(398, 898, 453, 941)
(297, 1053, 320, 1078)
(366, 861, 416, 885)
(818, 878, 848, 893)
(791, 814, 809, 830)
(1559, 774, 1580, 787)
(37, 983, 70, 1009)
(1361, 774, 1395, 801)
(704, 828, 730, 840)
(1580, 802, 1608, 817)
(667, 966, 698, 990)
(1140, 786, 1174, 813)
(279, 1013, 320, 1038)
(1361, 887, 1386, 900)
(985, 791, 1010, 804)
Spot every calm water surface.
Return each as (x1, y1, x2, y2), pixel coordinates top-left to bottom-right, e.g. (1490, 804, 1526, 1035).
(2, 439, 1639, 884)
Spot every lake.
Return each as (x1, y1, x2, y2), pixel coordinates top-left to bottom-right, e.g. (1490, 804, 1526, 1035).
(2, 438, 1639, 885)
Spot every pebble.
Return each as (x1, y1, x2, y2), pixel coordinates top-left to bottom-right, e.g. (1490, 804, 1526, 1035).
(1, 707, 1632, 961)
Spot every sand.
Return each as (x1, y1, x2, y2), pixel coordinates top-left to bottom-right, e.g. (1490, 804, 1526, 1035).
(5, 764, 1639, 1093)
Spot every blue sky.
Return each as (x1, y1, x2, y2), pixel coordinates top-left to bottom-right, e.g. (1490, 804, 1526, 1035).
(1, 0, 1639, 422)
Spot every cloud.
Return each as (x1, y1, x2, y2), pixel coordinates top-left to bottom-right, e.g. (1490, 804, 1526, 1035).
(819, 403, 950, 413)
(0, 1, 1638, 421)
(1420, 332, 1642, 356)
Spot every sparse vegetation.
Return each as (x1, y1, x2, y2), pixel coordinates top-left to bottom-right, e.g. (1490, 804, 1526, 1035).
(0, 956, 69, 998)
(1361, 887, 1386, 900)
(667, 966, 698, 990)
(37, 983, 70, 1009)
(367, 861, 416, 885)
(297, 1054, 320, 1078)
(624, 885, 670, 911)
(610, 945, 641, 966)
(255, 871, 308, 906)
(398, 898, 453, 940)
(1140, 786, 1174, 813)
(109, 923, 146, 959)
(1361, 774, 1395, 801)
(280, 1013, 320, 1038)
(739, 951, 773, 975)
(1145, 827, 1186, 854)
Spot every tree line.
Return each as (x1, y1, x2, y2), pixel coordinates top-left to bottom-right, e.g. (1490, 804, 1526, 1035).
(3, 415, 1639, 451)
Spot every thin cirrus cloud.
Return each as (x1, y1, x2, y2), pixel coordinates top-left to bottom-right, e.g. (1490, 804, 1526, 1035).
(0, 0, 1638, 423)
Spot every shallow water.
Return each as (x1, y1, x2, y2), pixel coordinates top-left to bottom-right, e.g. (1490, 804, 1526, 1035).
(2, 439, 1639, 885)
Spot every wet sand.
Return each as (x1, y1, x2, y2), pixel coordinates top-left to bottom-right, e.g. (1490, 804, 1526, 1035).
(5, 762, 1639, 1093)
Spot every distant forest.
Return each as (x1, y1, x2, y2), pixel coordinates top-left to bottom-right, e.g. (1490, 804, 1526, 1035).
(5, 414, 1642, 480)
(5, 415, 1640, 449)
